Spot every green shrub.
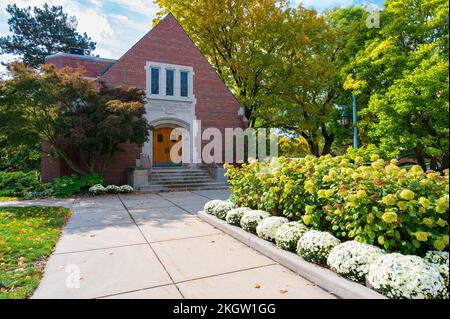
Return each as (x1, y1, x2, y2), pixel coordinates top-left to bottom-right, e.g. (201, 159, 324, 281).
(50, 174, 104, 197)
(225, 155, 449, 255)
(0, 171, 47, 197)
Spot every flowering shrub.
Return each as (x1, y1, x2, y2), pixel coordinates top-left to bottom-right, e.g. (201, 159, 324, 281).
(327, 241, 385, 282)
(240, 210, 270, 233)
(225, 155, 449, 255)
(297, 230, 340, 265)
(89, 184, 106, 195)
(424, 251, 449, 265)
(275, 222, 308, 252)
(105, 185, 121, 194)
(226, 207, 251, 226)
(425, 251, 449, 292)
(212, 201, 236, 220)
(119, 185, 134, 193)
(367, 253, 447, 299)
(256, 216, 288, 241)
(204, 200, 225, 215)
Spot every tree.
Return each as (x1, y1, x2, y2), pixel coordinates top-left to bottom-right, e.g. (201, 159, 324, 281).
(0, 4, 96, 68)
(344, 0, 449, 171)
(155, 0, 298, 127)
(0, 63, 150, 176)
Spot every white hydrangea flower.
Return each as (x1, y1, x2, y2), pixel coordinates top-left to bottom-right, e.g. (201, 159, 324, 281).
(204, 200, 224, 215)
(212, 201, 236, 220)
(424, 251, 449, 297)
(119, 185, 134, 193)
(368, 253, 447, 299)
(226, 207, 251, 226)
(256, 216, 289, 242)
(297, 230, 340, 265)
(327, 241, 385, 282)
(275, 222, 308, 252)
(89, 184, 106, 195)
(105, 185, 121, 193)
(240, 210, 270, 233)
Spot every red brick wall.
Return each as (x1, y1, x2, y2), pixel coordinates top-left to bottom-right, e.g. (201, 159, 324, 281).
(100, 13, 248, 163)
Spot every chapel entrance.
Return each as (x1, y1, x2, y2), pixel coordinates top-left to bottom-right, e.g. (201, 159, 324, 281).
(153, 127, 182, 167)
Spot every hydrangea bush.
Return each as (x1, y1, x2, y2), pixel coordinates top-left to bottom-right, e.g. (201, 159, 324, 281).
(226, 207, 251, 226)
(327, 241, 385, 282)
(225, 155, 449, 255)
(296, 230, 340, 265)
(275, 222, 308, 252)
(367, 253, 447, 299)
(240, 210, 270, 233)
(256, 216, 288, 241)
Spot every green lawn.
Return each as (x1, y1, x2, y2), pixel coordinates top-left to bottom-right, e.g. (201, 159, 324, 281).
(0, 206, 71, 299)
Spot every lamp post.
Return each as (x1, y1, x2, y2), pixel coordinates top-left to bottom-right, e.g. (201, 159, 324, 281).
(340, 94, 359, 149)
(352, 94, 358, 149)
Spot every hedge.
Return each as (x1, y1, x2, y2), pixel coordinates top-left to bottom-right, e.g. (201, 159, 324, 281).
(225, 155, 449, 256)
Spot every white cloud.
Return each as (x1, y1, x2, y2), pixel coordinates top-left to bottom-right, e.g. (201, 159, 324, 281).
(296, 0, 356, 11)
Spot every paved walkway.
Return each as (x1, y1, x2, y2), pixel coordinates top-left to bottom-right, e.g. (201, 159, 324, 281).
(3, 191, 334, 299)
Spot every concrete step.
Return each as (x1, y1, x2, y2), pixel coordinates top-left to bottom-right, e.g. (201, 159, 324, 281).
(150, 177, 215, 183)
(140, 182, 229, 193)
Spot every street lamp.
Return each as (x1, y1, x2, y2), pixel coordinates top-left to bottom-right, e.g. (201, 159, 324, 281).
(339, 94, 358, 149)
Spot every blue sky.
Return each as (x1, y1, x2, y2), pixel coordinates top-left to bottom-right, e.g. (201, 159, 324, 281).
(0, 0, 384, 69)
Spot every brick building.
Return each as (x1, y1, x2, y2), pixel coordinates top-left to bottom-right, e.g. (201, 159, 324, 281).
(42, 13, 247, 186)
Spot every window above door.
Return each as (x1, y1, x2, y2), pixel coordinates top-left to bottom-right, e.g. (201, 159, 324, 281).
(145, 62, 194, 101)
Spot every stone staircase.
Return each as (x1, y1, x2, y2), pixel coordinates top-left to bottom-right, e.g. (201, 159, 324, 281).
(139, 166, 229, 192)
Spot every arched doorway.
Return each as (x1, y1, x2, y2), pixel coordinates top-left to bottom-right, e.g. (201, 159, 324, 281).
(152, 127, 182, 167)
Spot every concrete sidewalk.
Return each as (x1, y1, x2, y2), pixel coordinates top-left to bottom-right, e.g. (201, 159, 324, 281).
(8, 190, 334, 299)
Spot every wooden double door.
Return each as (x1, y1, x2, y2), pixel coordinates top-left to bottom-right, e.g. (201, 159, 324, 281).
(153, 127, 182, 166)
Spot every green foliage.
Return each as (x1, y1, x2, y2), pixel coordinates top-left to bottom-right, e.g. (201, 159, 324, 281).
(344, 0, 449, 170)
(0, 3, 96, 68)
(0, 171, 47, 197)
(50, 174, 104, 197)
(0, 206, 71, 298)
(0, 63, 150, 177)
(278, 136, 311, 158)
(225, 155, 449, 255)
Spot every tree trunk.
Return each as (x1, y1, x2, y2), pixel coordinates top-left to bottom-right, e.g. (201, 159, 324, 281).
(416, 155, 427, 172)
(321, 134, 335, 156)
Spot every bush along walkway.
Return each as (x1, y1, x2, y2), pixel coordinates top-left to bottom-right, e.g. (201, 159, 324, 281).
(218, 155, 449, 299)
(16, 190, 334, 299)
(0, 206, 72, 298)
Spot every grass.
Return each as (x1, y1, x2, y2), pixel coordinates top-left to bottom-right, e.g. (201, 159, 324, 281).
(0, 206, 71, 299)
(0, 197, 20, 202)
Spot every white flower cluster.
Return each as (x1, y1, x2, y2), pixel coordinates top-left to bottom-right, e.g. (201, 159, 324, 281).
(106, 185, 121, 193)
(327, 241, 385, 282)
(212, 201, 236, 220)
(89, 184, 106, 195)
(367, 253, 447, 299)
(424, 251, 449, 294)
(240, 210, 270, 233)
(256, 216, 289, 242)
(424, 251, 449, 265)
(119, 185, 134, 193)
(204, 200, 224, 215)
(226, 207, 251, 226)
(297, 230, 340, 265)
(275, 222, 308, 252)
(89, 184, 134, 195)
